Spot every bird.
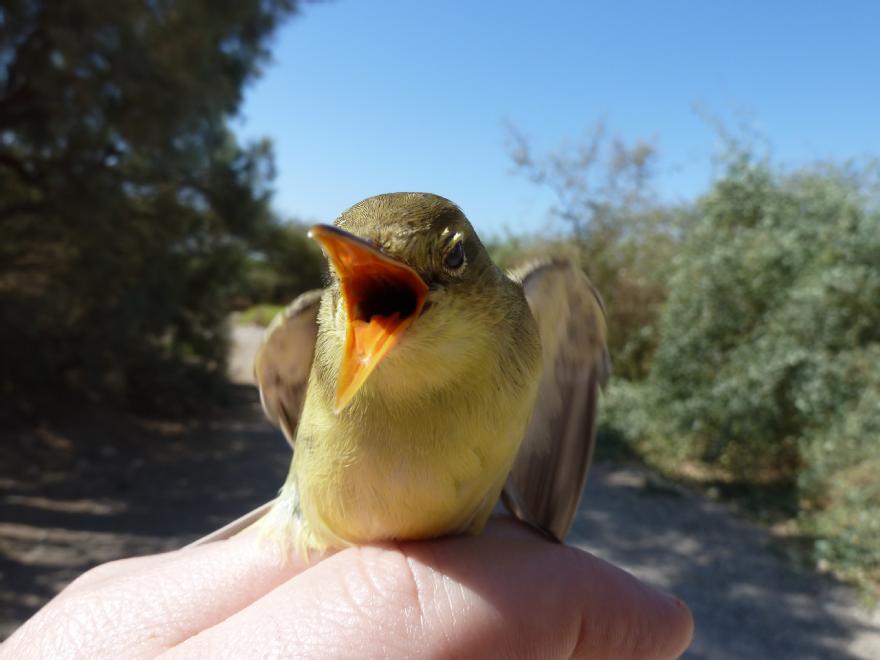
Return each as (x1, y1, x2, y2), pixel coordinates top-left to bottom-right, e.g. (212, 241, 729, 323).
(191, 193, 608, 555)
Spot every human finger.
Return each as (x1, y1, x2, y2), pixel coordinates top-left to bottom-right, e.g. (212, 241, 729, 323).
(163, 517, 692, 659)
(2, 532, 314, 659)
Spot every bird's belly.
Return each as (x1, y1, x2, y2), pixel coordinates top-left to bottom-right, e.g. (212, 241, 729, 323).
(294, 420, 522, 547)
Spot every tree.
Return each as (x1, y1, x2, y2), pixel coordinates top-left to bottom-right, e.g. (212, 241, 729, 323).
(507, 123, 683, 380)
(238, 220, 325, 308)
(0, 0, 300, 412)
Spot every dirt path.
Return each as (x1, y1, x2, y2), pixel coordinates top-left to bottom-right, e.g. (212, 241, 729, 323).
(2, 324, 879, 657)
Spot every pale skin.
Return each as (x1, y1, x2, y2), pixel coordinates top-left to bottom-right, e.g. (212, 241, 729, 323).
(3, 518, 693, 659)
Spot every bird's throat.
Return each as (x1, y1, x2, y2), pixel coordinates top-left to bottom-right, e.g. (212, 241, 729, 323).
(309, 224, 428, 412)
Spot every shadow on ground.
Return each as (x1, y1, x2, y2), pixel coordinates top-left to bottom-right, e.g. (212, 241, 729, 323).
(570, 461, 880, 659)
(0, 384, 290, 639)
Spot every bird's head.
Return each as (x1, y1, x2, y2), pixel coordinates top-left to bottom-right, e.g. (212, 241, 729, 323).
(310, 192, 503, 412)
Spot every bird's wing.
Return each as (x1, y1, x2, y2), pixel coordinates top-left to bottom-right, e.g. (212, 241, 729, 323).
(187, 289, 322, 548)
(254, 289, 324, 448)
(502, 258, 610, 542)
(184, 500, 276, 548)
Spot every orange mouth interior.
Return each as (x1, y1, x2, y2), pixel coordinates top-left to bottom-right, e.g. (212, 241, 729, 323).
(309, 225, 428, 412)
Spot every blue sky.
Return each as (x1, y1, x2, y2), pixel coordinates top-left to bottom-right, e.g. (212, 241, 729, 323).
(234, 1, 879, 237)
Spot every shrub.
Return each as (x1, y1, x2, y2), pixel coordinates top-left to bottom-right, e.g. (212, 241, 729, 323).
(625, 156, 880, 592)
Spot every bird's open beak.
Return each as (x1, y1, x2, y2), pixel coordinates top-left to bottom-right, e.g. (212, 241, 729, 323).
(309, 224, 428, 413)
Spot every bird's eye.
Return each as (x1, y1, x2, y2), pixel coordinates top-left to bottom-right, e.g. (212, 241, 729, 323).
(444, 241, 465, 270)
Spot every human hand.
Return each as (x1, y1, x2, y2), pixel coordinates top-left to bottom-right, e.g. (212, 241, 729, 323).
(3, 517, 692, 658)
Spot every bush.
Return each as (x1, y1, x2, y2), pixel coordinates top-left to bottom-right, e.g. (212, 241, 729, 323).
(506, 125, 686, 380)
(618, 156, 880, 592)
(237, 304, 284, 327)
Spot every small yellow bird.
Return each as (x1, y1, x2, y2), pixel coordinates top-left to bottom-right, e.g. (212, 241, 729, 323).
(194, 193, 608, 554)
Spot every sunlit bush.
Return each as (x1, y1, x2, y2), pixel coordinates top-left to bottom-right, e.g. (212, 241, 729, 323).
(505, 126, 686, 380)
(620, 157, 880, 587)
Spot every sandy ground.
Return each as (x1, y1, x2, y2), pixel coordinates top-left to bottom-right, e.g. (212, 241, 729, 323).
(2, 323, 878, 658)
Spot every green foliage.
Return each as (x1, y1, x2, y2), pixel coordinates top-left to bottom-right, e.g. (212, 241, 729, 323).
(651, 162, 880, 466)
(238, 222, 325, 308)
(0, 0, 299, 413)
(237, 304, 284, 327)
(798, 347, 880, 589)
(616, 156, 880, 594)
(507, 124, 685, 380)
(484, 232, 538, 271)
